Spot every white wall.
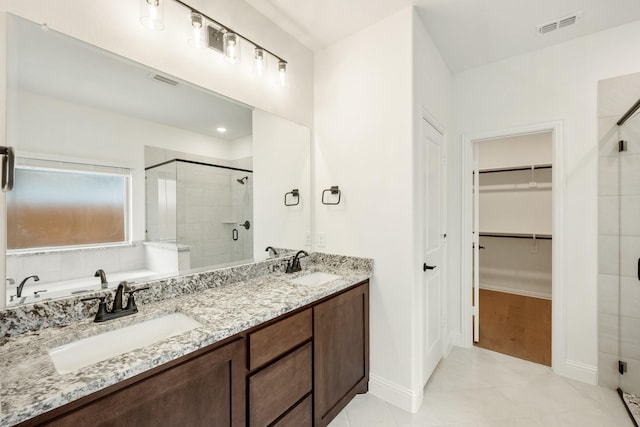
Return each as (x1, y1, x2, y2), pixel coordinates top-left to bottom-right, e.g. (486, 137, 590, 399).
(479, 132, 552, 170)
(411, 8, 452, 400)
(449, 19, 640, 383)
(314, 7, 451, 412)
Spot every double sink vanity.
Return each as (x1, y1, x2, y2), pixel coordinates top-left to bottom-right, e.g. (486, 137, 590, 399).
(0, 12, 368, 427)
(0, 252, 372, 426)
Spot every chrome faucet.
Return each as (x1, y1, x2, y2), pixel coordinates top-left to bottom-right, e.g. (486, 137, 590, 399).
(94, 269, 108, 288)
(81, 281, 149, 322)
(17, 275, 39, 298)
(286, 250, 309, 273)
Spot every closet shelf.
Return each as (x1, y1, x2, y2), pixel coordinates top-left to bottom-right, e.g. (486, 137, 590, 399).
(478, 232, 552, 240)
(478, 182, 551, 192)
(478, 164, 552, 174)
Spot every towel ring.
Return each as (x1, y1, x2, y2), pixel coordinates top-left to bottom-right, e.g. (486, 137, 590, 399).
(284, 189, 300, 206)
(322, 186, 341, 205)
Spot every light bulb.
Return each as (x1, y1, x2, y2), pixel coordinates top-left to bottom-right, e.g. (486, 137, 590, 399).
(223, 32, 241, 64)
(188, 12, 205, 48)
(278, 61, 288, 87)
(255, 48, 266, 77)
(140, 0, 164, 31)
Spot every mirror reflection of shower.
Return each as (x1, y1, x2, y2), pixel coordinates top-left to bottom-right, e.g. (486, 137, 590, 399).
(145, 148, 253, 272)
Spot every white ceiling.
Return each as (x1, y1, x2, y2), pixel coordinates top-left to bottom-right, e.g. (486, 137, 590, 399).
(246, 0, 640, 72)
(11, 16, 253, 141)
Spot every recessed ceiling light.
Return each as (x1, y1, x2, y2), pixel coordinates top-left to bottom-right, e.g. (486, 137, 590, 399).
(216, 127, 227, 133)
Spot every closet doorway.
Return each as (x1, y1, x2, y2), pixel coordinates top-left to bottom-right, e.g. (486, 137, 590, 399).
(472, 132, 553, 366)
(462, 121, 564, 372)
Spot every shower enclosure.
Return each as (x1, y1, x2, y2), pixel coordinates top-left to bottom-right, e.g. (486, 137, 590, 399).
(146, 159, 253, 272)
(598, 74, 640, 426)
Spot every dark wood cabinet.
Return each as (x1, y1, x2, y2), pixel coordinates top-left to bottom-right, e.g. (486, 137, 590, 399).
(314, 282, 369, 427)
(22, 339, 245, 427)
(249, 343, 312, 426)
(20, 280, 369, 427)
(247, 308, 313, 426)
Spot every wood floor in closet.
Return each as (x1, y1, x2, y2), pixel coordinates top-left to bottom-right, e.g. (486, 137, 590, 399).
(474, 289, 552, 366)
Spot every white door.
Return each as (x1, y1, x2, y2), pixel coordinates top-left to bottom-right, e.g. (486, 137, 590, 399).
(422, 118, 446, 383)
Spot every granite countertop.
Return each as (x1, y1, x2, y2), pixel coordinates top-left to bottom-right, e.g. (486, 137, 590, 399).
(0, 257, 372, 426)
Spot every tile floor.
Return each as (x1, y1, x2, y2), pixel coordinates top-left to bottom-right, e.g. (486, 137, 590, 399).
(329, 346, 633, 426)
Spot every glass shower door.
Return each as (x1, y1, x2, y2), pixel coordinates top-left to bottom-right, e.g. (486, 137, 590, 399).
(618, 116, 640, 423)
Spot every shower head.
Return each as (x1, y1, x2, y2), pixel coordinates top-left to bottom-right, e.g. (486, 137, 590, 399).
(237, 176, 248, 184)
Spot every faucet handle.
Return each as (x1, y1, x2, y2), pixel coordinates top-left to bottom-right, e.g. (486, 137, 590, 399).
(81, 296, 108, 321)
(125, 286, 150, 311)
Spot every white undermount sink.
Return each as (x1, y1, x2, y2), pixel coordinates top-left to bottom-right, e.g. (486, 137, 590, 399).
(48, 313, 202, 374)
(289, 272, 341, 287)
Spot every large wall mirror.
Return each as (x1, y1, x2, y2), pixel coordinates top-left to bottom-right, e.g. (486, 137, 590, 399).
(4, 15, 311, 306)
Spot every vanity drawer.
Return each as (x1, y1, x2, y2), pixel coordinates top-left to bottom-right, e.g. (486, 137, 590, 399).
(248, 308, 312, 370)
(249, 342, 312, 427)
(272, 394, 312, 427)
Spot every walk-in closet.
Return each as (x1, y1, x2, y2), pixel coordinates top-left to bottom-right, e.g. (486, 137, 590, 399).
(473, 132, 553, 366)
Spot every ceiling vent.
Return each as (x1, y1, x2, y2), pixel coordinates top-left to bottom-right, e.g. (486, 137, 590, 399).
(536, 11, 583, 36)
(148, 73, 178, 87)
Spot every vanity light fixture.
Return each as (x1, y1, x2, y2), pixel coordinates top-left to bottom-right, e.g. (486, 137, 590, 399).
(278, 61, 288, 87)
(223, 32, 241, 64)
(187, 12, 205, 48)
(141, 0, 288, 86)
(140, 0, 165, 31)
(255, 47, 266, 77)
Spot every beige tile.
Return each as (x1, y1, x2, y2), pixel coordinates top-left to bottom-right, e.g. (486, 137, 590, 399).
(598, 156, 619, 197)
(344, 394, 397, 427)
(620, 276, 640, 319)
(620, 154, 640, 196)
(598, 235, 619, 275)
(620, 195, 640, 236)
(599, 195, 619, 236)
(341, 347, 633, 427)
(598, 117, 620, 158)
(598, 352, 621, 389)
(598, 274, 619, 315)
(620, 236, 640, 278)
(327, 410, 350, 427)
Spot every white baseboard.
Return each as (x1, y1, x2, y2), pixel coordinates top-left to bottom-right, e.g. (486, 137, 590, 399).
(369, 374, 423, 413)
(479, 283, 551, 300)
(557, 359, 598, 385)
(447, 331, 466, 349)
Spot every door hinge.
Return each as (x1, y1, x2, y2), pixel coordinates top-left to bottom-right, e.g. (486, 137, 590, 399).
(619, 360, 628, 375)
(472, 306, 478, 316)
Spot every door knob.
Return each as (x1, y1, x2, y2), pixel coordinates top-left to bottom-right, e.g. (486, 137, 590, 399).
(423, 263, 436, 271)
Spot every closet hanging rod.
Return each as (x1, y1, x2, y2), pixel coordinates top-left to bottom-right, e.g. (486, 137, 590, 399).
(479, 233, 552, 240)
(617, 97, 640, 126)
(478, 164, 552, 174)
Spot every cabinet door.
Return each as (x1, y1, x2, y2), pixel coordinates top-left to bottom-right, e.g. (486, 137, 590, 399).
(42, 339, 245, 427)
(314, 282, 369, 426)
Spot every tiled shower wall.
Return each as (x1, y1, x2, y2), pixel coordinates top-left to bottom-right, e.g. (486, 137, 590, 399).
(598, 77, 640, 393)
(176, 162, 253, 269)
